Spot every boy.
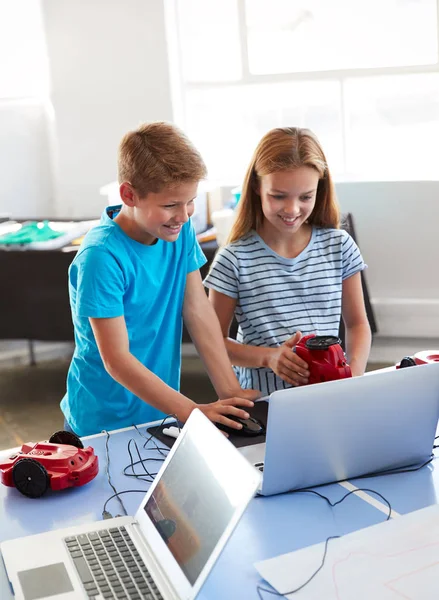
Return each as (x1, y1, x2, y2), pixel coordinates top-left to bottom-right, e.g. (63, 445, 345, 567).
(61, 122, 258, 436)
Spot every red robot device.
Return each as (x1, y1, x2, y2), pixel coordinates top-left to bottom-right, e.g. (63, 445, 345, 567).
(397, 350, 439, 369)
(0, 430, 99, 498)
(294, 334, 352, 385)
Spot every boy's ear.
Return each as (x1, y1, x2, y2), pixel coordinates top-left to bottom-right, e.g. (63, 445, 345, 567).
(120, 182, 136, 207)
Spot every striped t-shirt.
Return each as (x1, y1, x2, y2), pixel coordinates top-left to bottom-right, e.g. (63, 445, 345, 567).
(204, 227, 366, 395)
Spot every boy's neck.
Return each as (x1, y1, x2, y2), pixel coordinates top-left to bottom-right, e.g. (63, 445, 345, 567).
(113, 207, 158, 246)
(257, 223, 312, 259)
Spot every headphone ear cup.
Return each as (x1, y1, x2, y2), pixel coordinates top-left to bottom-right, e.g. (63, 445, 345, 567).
(399, 356, 417, 368)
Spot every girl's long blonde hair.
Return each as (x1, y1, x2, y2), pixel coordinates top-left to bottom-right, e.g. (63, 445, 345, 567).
(228, 127, 340, 244)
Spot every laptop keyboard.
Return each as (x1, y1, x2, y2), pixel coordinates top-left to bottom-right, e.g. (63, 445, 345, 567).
(255, 462, 264, 472)
(64, 526, 164, 599)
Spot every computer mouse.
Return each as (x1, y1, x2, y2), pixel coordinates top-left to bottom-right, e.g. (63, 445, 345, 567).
(217, 416, 265, 437)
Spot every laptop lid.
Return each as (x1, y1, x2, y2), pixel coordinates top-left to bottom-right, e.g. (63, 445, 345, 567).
(261, 362, 439, 496)
(134, 408, 261, 599)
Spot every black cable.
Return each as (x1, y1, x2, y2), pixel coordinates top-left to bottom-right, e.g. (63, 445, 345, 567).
(133, 423, 170, 456)
(291, 455, 435, 495)
(123, 438, 165, 482)
(351, 455, 434, 479)
(256, 536, 339, 599)
(102, 413, 179, 519)
(122, 415, 183, 480)
(134, 414, 181, 452)
(103, 490, 147, 516)
(102, 430, 127, 518)
(296, 488, 392, 520)
(256, 487, 392, 598)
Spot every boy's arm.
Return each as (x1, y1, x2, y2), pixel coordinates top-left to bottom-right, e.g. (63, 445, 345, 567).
(183, 270, 261, 398)
(208, 288, 309, 386)
(89, 315, 254, 428)
(342, 272, 372, 377)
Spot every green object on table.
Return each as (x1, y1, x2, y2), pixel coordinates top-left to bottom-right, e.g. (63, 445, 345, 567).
(0, 221, 63, 245)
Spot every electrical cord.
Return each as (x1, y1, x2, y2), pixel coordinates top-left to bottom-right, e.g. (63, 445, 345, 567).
(123, 438, 165, 482)
(133, 422, 173, 455)
(102, 430, 127, 518)
(347, 455, 435, 480)
(257, 536, 339, 598)
(256, 487, 392, 599)
(101, 414, 179, 519)
(103, 490, 146, 517)
(291, 455, 435, 496)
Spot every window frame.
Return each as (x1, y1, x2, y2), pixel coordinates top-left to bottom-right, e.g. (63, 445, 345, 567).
(166, 0, 439, 181)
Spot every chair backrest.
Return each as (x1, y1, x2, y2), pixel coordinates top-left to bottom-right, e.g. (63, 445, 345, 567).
(339, 213, 377, 348)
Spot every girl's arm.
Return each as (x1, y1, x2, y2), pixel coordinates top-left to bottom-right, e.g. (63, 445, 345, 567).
(208, 289, 309, 386)
(183, 270, 261, 399)
(89, 314, 254, 430)
(341, 272, 372, 377)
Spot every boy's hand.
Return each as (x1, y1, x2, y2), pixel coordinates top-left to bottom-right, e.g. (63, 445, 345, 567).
(266, 331, 310, 386)
(197, 397, 255, 431)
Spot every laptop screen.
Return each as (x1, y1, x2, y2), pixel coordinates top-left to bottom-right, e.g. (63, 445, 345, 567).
(143, 431, 246, 585)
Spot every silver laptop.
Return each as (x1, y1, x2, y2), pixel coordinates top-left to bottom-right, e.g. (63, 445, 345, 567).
(239, 362, 439, 496)
(1, 409, 261, 600)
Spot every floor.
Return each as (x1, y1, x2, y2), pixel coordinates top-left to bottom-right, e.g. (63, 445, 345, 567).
(0, 354, 391, 451)
(0, 356, 219, 450)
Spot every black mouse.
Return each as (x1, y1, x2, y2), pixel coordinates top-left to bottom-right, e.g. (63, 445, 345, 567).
(217, 416, 265, 437)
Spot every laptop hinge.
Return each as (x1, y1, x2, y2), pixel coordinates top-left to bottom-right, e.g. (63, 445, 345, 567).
(130, 520, 180, 600)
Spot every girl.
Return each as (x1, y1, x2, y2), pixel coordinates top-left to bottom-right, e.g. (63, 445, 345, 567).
(204, 127, 371, 395)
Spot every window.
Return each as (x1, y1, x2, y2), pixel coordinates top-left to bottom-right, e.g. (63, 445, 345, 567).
(0, 0, 49, 99)
(245, 0, 438, 74)
(169, 0, 439, 183)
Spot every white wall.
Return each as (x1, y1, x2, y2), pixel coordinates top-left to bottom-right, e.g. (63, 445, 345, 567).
(1, 3, 437, 354)
(42, 0, 173, 218)
(336, 181, 439, 339)
(0, 98, 53, 217)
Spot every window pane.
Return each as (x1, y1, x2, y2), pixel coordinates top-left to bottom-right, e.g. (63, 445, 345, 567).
(344, 73, 439, 180)
(0, 0, 49, 98)
(185, 81, 343, 184)
(177, 0, 241, 82)
(246, 0, 438, 74)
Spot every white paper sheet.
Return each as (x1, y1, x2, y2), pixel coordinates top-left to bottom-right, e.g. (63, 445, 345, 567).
(255, 504, 439, 599)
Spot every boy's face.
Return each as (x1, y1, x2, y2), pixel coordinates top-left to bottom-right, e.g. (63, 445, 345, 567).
(121, 181, 198, 244)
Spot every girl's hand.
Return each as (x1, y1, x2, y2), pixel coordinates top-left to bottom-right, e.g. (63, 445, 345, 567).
(197, 397, 255, 431)
(266, 331, 310, 386)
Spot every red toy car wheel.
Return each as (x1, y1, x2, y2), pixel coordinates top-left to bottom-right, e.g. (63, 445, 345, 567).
(49, 430, 84, 449)
(12, 458, 50, 498)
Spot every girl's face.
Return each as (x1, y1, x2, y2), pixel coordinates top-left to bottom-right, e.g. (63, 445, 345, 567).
(258, 167, 319, 236)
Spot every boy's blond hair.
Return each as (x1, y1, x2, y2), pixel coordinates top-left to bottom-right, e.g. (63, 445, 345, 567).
(118, 122, 207, 197)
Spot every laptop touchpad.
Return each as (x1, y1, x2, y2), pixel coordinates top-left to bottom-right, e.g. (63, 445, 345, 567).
(18, 563, 74, 599)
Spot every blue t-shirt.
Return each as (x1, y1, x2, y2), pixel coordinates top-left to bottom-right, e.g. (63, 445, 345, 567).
(61, 206, 207, 436)
(204, 228, 366, 395)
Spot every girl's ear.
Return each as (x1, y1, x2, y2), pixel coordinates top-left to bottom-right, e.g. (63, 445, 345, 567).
(119, 182, 136, 207)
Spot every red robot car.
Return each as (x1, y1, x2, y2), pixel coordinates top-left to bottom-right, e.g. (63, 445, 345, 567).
(295, 334, 352, 385)
(0, 431, 99, 498)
